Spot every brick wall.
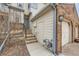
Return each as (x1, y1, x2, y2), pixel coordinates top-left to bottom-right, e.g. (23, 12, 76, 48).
(56, 4, 79, 54)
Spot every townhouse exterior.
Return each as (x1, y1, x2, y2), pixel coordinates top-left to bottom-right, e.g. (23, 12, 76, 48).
(0, 3, 79, 55)
(28, 3, 57, 54)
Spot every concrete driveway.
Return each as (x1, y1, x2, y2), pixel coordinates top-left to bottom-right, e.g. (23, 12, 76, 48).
(26, 42, 53, 56)
(62, 43, 79, 56)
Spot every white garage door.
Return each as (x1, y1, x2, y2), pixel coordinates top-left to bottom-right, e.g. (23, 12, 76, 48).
(36, 10, 53, 44)
(62, 21, 70, 46)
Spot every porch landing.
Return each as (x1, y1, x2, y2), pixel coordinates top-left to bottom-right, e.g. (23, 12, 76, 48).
(62, 43, 79, 56)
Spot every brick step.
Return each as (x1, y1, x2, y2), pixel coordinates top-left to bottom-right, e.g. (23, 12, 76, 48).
(10, 23, 23, 30)
(26, 34, 35, 37)
(26, 35, 35, 38)
(10, 34, 24, 38)
(26, 32, 32, 34)
(25, 39, 37, 44)
(25, 30, 32, 34)
(10, 34, 24, 36)
(26, 37, 36, 40)
(26, 39, 37, 41)
(9, 36, 24, 40)
(25, 29, 37, 44)
(10, 30, 23, 35)
(7, 38, 24, 42)
(5, 39, 25, 47)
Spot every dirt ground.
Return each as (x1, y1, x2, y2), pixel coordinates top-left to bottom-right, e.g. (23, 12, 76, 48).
(62, 43, 79, 56)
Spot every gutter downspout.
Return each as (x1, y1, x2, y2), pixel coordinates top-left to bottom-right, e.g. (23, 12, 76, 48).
(50, 4, 57, 55)
(55, 4, 58, 55)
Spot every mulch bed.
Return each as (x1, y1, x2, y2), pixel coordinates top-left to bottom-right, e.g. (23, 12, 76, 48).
(74, 38, 79, 43)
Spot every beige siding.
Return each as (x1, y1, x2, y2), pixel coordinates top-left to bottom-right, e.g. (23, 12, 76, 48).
(32, 20, 37, 35)
(32, 9, 53, 44)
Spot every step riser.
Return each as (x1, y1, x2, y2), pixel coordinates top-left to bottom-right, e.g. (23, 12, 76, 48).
(10, 34, 24, 39)
(25, 35, 37, 44)
(25, 29, 38, 44)
(26, 36, 35, 38)
(26, 41, 37, 44)
(26, 39, 36, 41)
(25, 33, 32, 34)
(10, 32, 24, 35)
(25, 36, 35, 38)
(26, 36, 36, 39)
(10, 35, 24, 38)
(9, 37, 24, 39)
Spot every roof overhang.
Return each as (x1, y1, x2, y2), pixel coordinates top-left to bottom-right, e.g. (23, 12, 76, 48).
(31, 4, 56, 22)
(8, 5, 24, 12)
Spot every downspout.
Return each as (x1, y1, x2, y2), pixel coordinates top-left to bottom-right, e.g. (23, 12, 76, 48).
(50, 4, 57, 55)
(55, 4, 58, 55)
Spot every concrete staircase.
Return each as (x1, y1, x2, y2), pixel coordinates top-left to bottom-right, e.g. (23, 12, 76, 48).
(25, 29, 38, 44)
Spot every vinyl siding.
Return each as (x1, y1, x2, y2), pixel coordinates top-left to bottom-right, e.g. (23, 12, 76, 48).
(32, 9, 53, 44)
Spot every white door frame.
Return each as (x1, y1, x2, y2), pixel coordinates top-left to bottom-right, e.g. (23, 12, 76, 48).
(75, 26, 78, 38)
(62, 19, 72, 46)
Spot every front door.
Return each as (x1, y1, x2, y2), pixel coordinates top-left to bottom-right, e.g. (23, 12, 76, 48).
(24, 16, 29, 29)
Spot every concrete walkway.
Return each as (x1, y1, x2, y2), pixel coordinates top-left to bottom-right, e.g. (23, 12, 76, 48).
(62, 43, 79, 56)
(26, 42, 53, 56)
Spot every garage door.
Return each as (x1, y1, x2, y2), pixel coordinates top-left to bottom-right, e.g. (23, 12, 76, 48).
(62, 21, 70, 46)
(36, 10, 53, 44)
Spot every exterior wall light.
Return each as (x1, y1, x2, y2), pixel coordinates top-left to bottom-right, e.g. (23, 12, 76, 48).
(59, 15, 64, 22)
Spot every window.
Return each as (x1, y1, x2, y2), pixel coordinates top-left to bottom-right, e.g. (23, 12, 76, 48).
(29, 3, 38, 9)
(15, 11, 21, 23)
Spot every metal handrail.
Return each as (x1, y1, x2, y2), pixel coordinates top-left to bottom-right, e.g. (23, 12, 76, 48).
(0, 15, 9, 51)
(0, 21, 9, 51)
(0, 32, 9, 51)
